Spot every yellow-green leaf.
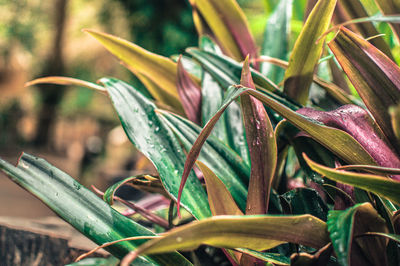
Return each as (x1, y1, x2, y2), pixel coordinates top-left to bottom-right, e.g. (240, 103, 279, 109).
(283, 0, 337, 105)
(25, 76, 106, 93)
(390, 104, 400, 141)
(123, 215, 329, 263)
(84, 29, 183, 112)
(304, 154, 400, 206)
(190, 0, 257, 63)
(196, 161, 243, 216)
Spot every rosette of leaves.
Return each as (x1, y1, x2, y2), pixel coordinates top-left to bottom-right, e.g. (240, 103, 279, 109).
(2, 0, 400, 265)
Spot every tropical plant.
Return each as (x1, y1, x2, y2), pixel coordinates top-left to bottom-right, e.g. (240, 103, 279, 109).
(2, 0, 400, 265)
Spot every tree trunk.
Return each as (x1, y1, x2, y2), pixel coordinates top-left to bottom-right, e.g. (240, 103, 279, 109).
(34, 0, 68, 147)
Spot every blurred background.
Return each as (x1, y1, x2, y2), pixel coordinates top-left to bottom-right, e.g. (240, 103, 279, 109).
(0, 0, 296, 218)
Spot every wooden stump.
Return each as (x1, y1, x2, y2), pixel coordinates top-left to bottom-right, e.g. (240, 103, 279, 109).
(0, 217, 107, 266)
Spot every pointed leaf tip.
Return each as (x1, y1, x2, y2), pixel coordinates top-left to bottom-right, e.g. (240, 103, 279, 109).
(240, 57, 277, 214)
(283, 0, 337, 105)
(85, 29, 184, 112)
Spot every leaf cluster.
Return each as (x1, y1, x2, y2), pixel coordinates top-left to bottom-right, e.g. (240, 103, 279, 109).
(2, 0, 400, 265)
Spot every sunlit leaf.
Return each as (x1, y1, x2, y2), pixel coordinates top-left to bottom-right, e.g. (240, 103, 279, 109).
(336, 165, 400, 175)
(240, 58, 277, 214)
(363, 232, 400, 243)
(126, 215, 329, 261)
(327, 203, 388, 266)
(25, 76, 106, 93)
(258, 55, 355, 105)
(84, 29, 184, 112)
(190, 0, 257, 63)
(100, 78, 211, 220)
(0, 154, 190, 265)
(283, 0, 337, 105)
(196, 161, 242, 216)
(328, 27, 400, 150)
(304, 154, 400, 206)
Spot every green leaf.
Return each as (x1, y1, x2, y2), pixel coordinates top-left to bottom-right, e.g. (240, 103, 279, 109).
(190, 0, 257, 62)
(100, 77, 211, 220)
(327, 203, 388, 266)
(177, 85, 376, 214)
(240, 58, 277, 214)
(187, 48, 282, 96)
(282, 188, 329, 221)
(199, 36, 250, 164)
(157, 109, 249, 211)
(196, 161, 242, 215)
(104, 176, 139, 205)
(66, 256, 119, 266)
(328, 27, 400, 150)
(0, 154, 190, 265)
(283, 0, 337, 105)
(304, 154, 400, 206)
(129, 215, 329, 258)
(84, 29, 184, 113)
(261, 0, 293, 84)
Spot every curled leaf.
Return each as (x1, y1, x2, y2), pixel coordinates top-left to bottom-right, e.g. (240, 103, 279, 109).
(327, 203, 388, 266)
(25, 76, 106, 93)
(297, 105, 400, 170)
(329, 27, 400, 150)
